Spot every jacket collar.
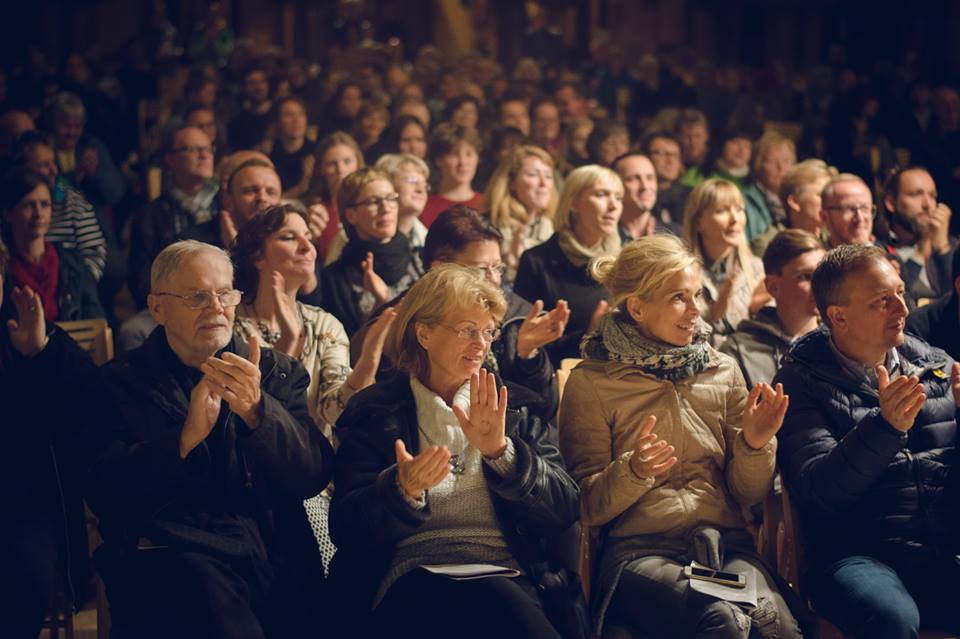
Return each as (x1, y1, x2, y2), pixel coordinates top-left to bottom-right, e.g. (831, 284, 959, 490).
(785, 327, 949, 396)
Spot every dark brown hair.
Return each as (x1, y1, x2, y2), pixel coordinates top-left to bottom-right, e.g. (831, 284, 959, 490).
(421, 205, 503, 270)
(231, 202, 310, 303)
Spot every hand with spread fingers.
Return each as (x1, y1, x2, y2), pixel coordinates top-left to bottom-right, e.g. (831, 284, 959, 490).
(517, 299, 571, 359)
(629, 415, 677, 479)
(741, 382, 790, 449)
(200, 335, 264, 427)
(452, 369, 509, 459)
(877, 365, 925, 432)
(6, 285, 47, 357)
(265, 270, 304, 356)
(395, 439, 451, 499)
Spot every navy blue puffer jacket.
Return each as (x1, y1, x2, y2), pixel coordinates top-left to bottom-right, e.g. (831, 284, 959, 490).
(774, 328, 958, 567)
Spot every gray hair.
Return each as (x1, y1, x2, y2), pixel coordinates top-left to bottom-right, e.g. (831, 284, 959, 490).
(46, 92, 87, 125)
(821, 173, 868, 207)
(150, 240, 232, 293)
(374, 152, 430, 180)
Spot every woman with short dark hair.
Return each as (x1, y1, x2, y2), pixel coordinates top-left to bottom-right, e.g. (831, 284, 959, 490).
(231, 201, 394, 436)
(0, 169, 103, 322)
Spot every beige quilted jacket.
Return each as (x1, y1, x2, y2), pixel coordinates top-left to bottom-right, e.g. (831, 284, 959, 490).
(559, 348, 776, 540)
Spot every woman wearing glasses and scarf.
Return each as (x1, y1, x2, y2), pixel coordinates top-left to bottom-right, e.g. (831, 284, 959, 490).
(320, 168, 423, 336)
(230, 202, 395, 440)
(329, 264, 583, 639)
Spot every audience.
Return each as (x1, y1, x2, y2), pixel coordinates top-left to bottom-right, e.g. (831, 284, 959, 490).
(6, 10, 960, 637)
(2, 243, 97, 638)
(721, 229, 824, 387)
(421, 123, 484, 227)
(560, 235, 802, 639)
(329, 264, 581, 639)
(485, 144, 558, 282)
(645, 132, 690, 226)
(775, 243, 959, 637)
(85, 240, 333, 638)
(321, 168, 422, 336)
(305, 131, 364, 263)
(514, 164, 622, 365)
(906, 247, 960, 361)
(128, 125, 220, 306)
(1, 169, 103, 321)
(878, 166, 955, 303)
(683, 178, 768, 344)
(231, 202, 393, 438)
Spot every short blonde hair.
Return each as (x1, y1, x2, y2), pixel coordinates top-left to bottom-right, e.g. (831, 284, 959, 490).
(554, 164, 623, 234)
(590, 234, 700, 310)
(484, 145, 557, 231)
(374, 153, 430, 180)
(778, 158, 837, 209)
(386, 264, 507, 379)
(336, 167, 394, 233)
(751, 132, 796, 175)
(682, 178, 757, 279)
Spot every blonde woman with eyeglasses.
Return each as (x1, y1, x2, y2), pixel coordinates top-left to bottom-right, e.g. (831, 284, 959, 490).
(329, 264, 582, 639)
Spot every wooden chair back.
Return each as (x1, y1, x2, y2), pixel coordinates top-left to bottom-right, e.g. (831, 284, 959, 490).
(56, 319, 114, 366)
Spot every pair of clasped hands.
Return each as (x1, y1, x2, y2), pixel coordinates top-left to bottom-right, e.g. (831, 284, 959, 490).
(395, 369, 508, 500)
(180, 335, 264, 459)
(628, 382, 790, 480)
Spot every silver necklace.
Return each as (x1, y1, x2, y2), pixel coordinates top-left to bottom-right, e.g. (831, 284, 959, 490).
(417, 427, 468, 475)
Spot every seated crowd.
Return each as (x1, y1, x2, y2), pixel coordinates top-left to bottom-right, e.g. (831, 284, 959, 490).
(2, 23, 960, 639)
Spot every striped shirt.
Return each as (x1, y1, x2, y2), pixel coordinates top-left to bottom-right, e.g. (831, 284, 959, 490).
(49, 181, 107, 281)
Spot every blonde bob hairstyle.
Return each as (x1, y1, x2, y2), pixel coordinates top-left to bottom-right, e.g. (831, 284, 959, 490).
(553, 164, 623, 234)
(386, 263, 507, 379)
(485, 145, 558, 231)
(682, 177, 758, 281)
(590, 234, 701, 311)
(374, 152, 431, 181)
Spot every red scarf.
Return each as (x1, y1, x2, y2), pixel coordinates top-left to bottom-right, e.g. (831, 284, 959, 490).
(9, 242, 60, 321)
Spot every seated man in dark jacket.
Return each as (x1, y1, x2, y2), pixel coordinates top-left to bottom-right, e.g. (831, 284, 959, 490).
(774, 243, 960, 638)
(906, 245, 960, 361)
(84, 240, 333, 639)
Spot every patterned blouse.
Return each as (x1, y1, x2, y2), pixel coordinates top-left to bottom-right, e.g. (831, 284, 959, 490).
(234, 302, 355, 442)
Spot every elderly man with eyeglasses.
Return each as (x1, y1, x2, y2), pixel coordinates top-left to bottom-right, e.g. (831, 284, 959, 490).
(820, 173, 877, 249)
(85, 240, 334, 639)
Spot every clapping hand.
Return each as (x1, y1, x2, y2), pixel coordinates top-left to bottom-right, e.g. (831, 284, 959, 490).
(587, 300, 609, 334)
(952, 363, 960, 409)
(628, 415, 677, 479)
(307, 202, 329, 241)
(741, 382, 789, 449)
(395, 439, 451, 499)
(180, 377, 223, 458)
(452, 369, 509, 459)
(265, 270, 303, 356)
(200, 335, 264, 428)
(361, 252, 390, 305)
(517, 299, 570, 359)
(6, 285, 47, 357)
(219, 209, 239, 247)
(877, 365, 925, 432)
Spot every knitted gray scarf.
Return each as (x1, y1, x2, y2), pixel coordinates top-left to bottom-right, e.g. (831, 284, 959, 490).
(580, 312, 712, 381)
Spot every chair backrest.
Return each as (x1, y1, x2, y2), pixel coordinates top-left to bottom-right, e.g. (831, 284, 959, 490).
(56, 319, 115, 366)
